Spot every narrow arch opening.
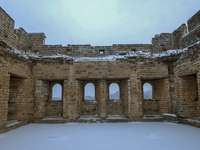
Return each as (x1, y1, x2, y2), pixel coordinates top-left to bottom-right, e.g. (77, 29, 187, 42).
(52, 84, 62, 100)
(84, 83, 95, 100)
(143, 83, 153, 99)
(109, 83, 120, 99)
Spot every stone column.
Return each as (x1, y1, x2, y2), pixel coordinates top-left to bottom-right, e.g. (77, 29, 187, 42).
(155, 78, 171, 114)
(63, 80, 68, 119)
(136, 78, 143, 118)
(97, 80, 107, 118)
(196, 72, 200, 116)
(0, 59, 10, 126)
(34, 80, 49, 119)
(121, 79, 131, 118)
(63, 64, 79, 121)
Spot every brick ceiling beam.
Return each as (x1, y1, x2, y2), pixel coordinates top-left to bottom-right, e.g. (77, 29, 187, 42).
(178, 71, 199, 77)
(38, 78, 68, 81)
(76, 77, 129, 81)
(8, 72, 27, 79)
(137, 77, 169, 81)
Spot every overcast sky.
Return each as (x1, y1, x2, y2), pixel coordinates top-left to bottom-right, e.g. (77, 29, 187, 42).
(1, 0, 200, 46)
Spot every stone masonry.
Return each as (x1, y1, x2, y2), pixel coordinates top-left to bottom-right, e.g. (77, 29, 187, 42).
(0, 7, 200, 131)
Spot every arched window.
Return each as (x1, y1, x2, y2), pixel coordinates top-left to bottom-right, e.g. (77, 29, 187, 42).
(52, 84, 62, 100)
(143, 83, 153, 99)
(109, 83, 120, 99)
(84, 83, 95, 100)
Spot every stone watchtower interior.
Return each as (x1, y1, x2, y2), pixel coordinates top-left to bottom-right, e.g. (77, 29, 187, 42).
(1, 6, 200, 132)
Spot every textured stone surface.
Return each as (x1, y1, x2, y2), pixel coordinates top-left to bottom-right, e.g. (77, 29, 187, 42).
(0, 7, 200, 132)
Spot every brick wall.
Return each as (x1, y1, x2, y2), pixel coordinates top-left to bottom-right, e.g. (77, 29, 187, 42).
(172, 24, 187, 49)
(187, 10, 200, 32)
(152, 33, 173, 53)
(8, 78, 29, 121)
(1, 7, 200, 130)
(75, 60, 130, 79)
(0, 7, 17, 49)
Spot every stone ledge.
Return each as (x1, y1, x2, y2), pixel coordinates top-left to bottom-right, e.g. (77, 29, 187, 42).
(179, 117, 200, 128)
(163, 113, 178, 123)
(0, 120, 28, 133)
(142, 115, 163, 122)
(34, 117, 67, 124)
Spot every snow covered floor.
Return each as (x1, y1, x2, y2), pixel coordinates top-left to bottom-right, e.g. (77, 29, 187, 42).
(0, 122, 200, 150)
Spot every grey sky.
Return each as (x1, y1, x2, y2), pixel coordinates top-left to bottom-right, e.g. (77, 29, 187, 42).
(52, 84, 62, 99)
(109, 83, 119, 94)
(84, 83, 119, 97)
(1, 0, 200, 46)
(143, 83, 152, 92)
(85, 83, 95, 97)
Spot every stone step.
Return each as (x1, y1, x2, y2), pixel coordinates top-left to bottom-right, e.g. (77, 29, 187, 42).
(78, 115, 130, 123)
(7, 120, 18, 125)
(105, 115, 130, 122)
(179, 117, 200, 128)
(78, 115, 102, 123)
(1, 120, 28, 133)
(142, 115, 163, 122)
(34, 117, 67, 124)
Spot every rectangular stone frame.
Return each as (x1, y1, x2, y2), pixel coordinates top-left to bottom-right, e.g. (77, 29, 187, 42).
(139, 77, 171, 115)
(177, 71, 200, 117)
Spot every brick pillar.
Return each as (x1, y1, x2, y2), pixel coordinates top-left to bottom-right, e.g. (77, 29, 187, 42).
(196, 72, 200, 116)
(136, 78, 143, 118)
(0, 59, 10, 126)
(121, 79, 131, 117)
(97, 80, 107, 118)
(63, 80, 68, 119)
(155, 79, 171, 114)
(168, 65, 176, 114)
(17, 79, 29, 121)
(63, 64, 79, 121)
(128, 66, 143, 120)
(174, 75, 182, 117)
(34, 80, 49, 119)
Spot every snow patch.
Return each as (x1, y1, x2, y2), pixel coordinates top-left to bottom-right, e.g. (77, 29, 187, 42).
(145, 133, 164, 138)
(1, 123, 200, 150)
(49, 135, 69, 140)
(162, 122, 179, 125)
(5, 121, 21, 127)
(2, 37, 200, 61)
(106, 115, 127, 119)
(186, 118, 200, 123)
(163, 113, 177, 117)
(0, 134, 6, 138)
(78, 114, 101, 121)
(42, 117, 63, 120)
(65, 122, 79, 125)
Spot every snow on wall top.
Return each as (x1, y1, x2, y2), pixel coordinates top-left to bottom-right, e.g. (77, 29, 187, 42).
(1, 37, 200, 62)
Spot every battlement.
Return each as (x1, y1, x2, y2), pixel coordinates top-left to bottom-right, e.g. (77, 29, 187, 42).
(28, 33, 46, 50)
(152, 33, 173, 53)
(0, 7, 200, 57)
(0, 7, 17, 48)
(187, 10, 200, 32)
(1, 7, 200, 57)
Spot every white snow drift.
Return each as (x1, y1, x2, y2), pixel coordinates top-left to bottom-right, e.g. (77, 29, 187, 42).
(0, 122, 200, 150)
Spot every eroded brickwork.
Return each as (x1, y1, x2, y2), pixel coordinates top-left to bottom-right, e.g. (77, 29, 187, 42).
(0, 7, 200, 131)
